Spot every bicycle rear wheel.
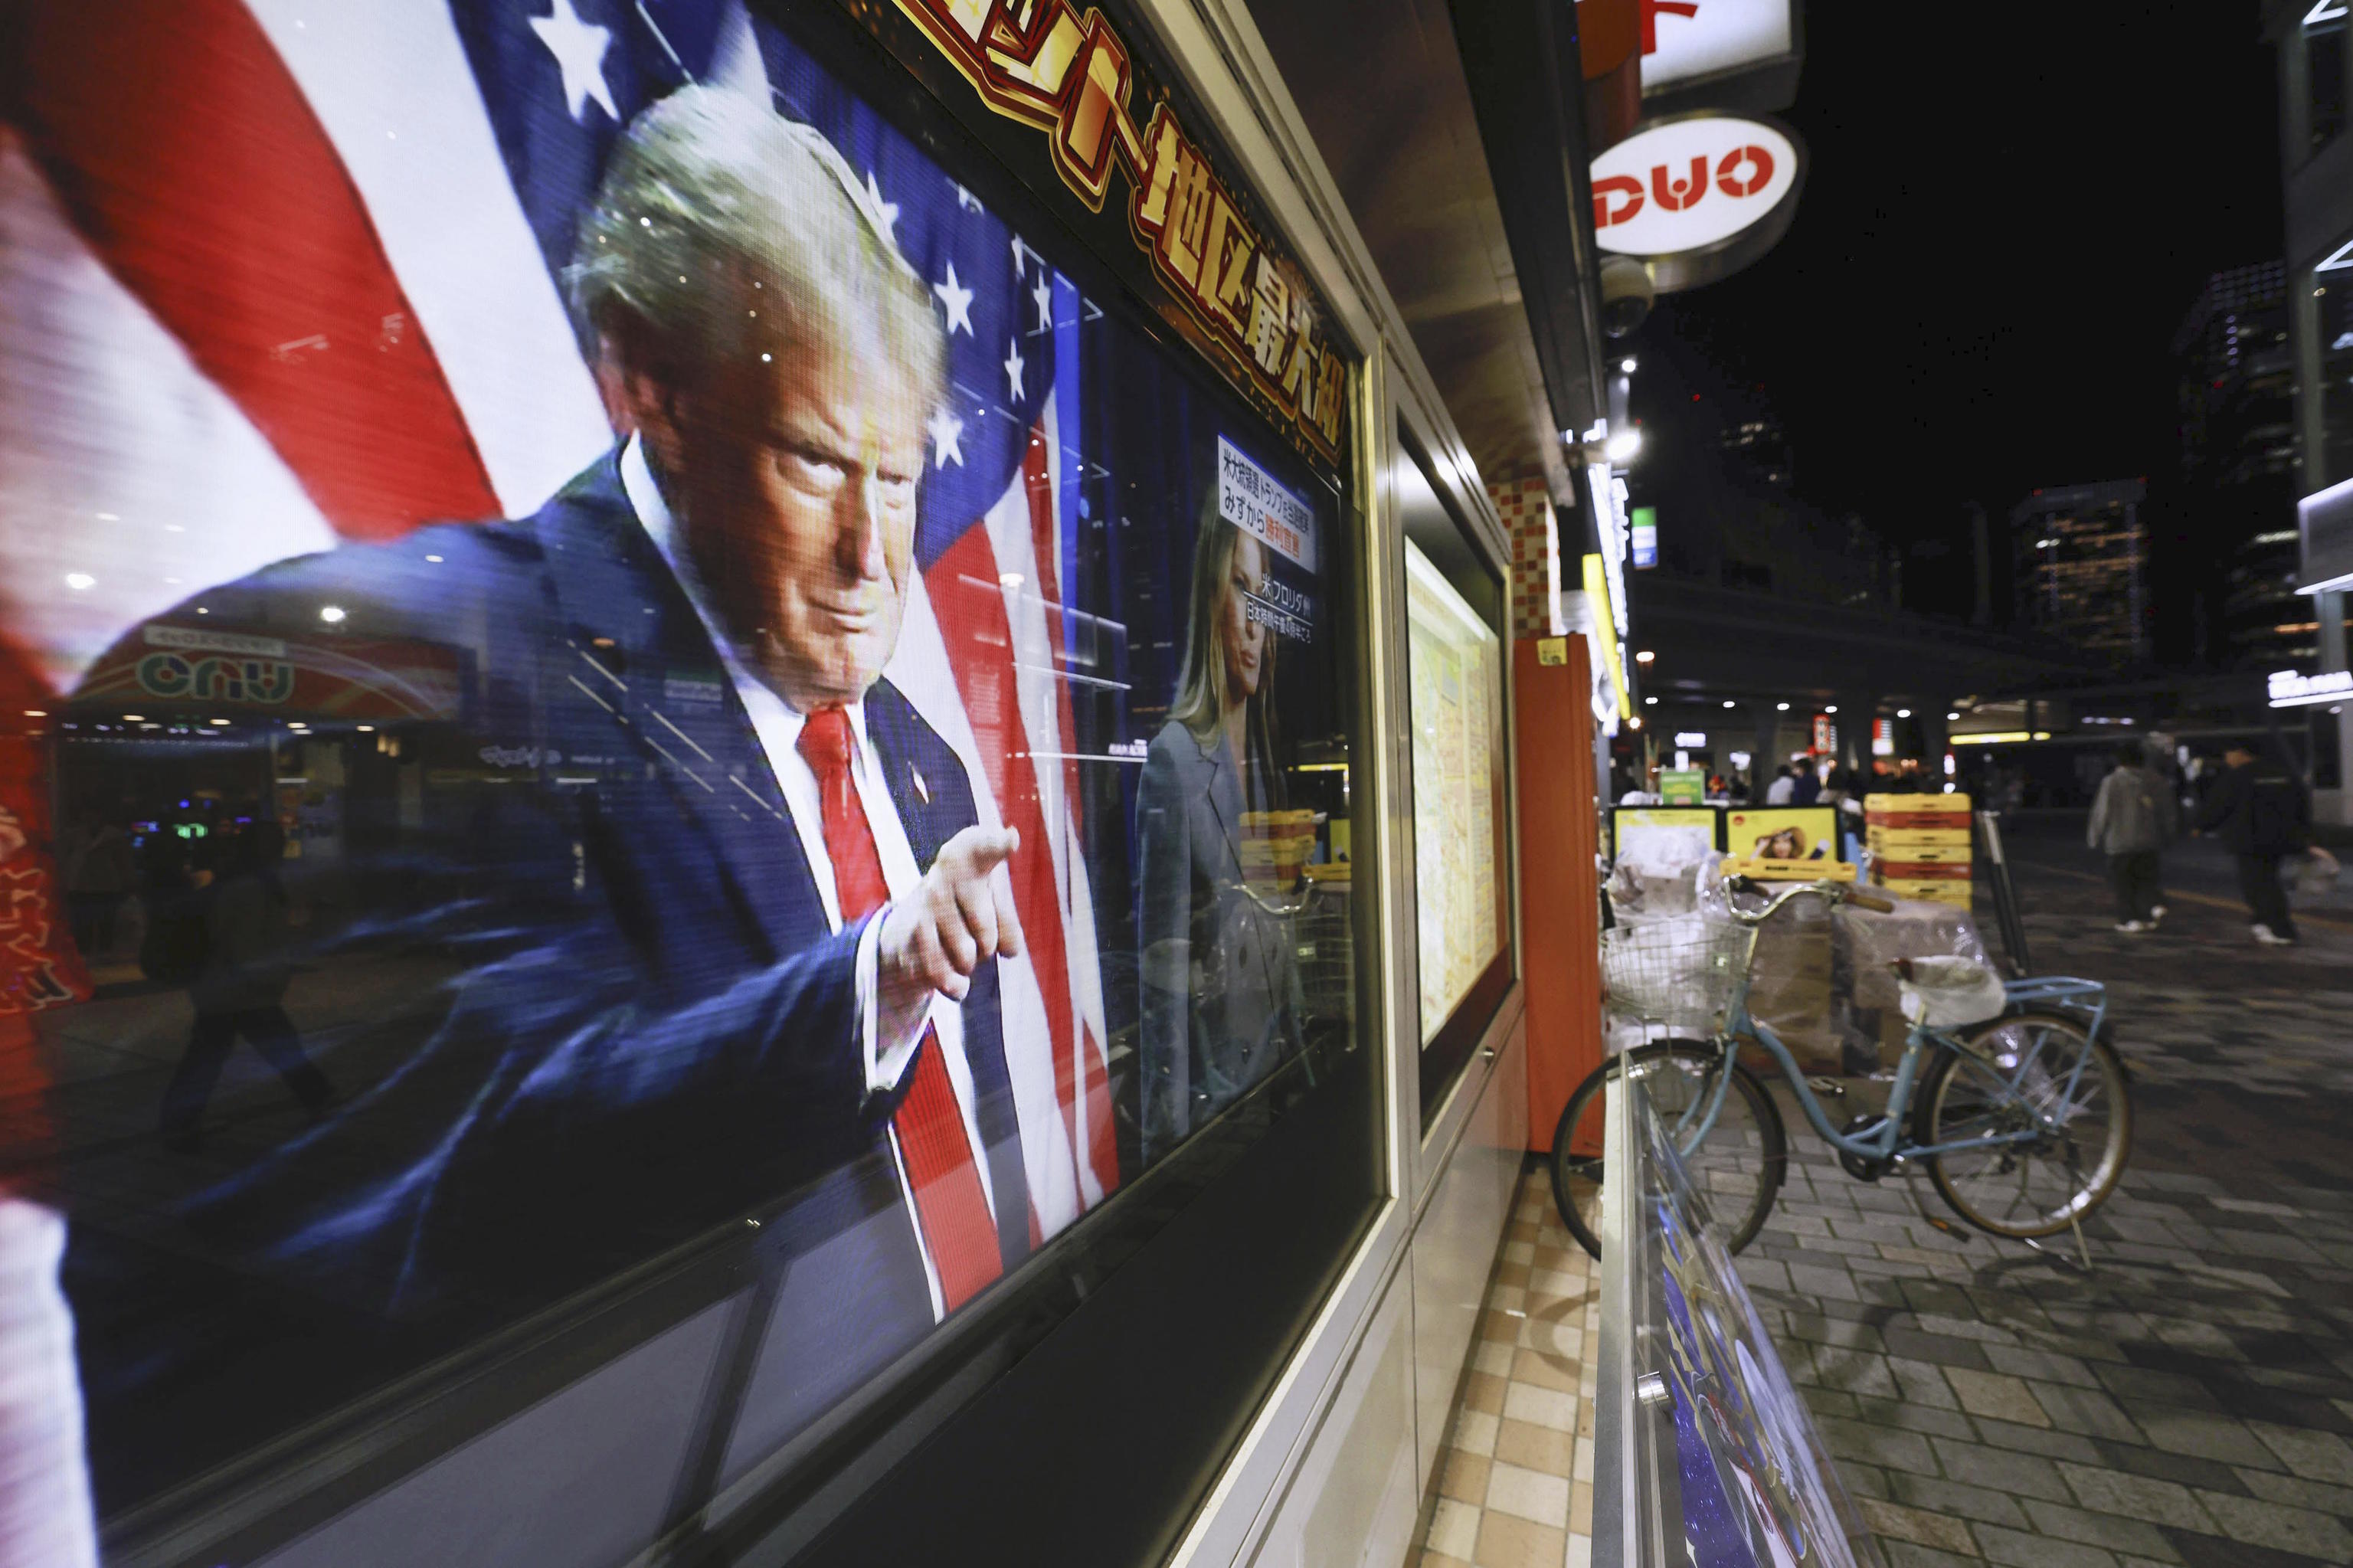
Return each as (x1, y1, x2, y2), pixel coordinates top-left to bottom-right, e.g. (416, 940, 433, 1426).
(1913, 1010, 2132, 1239)
(1550, 1041, 1786, 1259)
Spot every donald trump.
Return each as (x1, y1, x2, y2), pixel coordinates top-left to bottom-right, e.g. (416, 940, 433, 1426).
(83, 86, 1036, 1432)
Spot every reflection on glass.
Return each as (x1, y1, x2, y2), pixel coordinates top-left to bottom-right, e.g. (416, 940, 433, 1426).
(1628, 1088, 1882, 1568)
(1405, 538, 1502, 1044)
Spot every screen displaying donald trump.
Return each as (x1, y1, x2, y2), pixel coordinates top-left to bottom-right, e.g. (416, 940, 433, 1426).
(0, 1, 1357, 1553)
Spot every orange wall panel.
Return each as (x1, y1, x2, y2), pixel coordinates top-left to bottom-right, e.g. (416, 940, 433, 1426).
(1514, 637, 1602, 1153)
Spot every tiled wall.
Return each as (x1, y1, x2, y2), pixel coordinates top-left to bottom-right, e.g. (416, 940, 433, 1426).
(1487, 475, 1559, 642)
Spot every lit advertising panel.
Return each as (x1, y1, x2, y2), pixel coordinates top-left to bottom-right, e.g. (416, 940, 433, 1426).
(1591, 112, 1806, 293)
(2, 5, 1362, 1558)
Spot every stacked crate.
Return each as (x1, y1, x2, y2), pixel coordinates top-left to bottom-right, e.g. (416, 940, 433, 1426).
(1864, 794, 1973, 909)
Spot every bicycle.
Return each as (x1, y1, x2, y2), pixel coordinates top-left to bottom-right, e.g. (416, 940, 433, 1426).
(1550, 876, 2132, 1260)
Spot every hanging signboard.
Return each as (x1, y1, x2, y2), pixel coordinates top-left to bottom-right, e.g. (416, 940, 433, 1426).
(882, 0, 1351, 467)
(1641, 0, 1796, 89)
(1590, 111, 1805, 293)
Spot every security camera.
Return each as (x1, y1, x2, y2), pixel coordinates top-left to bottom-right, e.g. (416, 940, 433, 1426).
(1599, 256, 1653, 339)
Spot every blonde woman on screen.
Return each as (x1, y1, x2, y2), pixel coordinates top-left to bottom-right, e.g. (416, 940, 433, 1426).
(1136, 509, 1306, 1163)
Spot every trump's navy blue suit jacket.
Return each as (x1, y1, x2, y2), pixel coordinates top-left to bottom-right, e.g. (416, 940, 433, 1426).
(92, 453, 1032, 1405)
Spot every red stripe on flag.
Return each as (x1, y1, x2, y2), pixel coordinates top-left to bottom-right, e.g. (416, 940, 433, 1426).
(1016, 433, 1118, 1200)
(11, 0, 501, 539)
(1019, 433, 1087, 863)
(1079, 1018, 1117, 1198)
(925, 525, 1083, 1209)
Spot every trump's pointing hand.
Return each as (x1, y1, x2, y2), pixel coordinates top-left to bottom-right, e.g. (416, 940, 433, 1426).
(879, 827, 1026, 1028)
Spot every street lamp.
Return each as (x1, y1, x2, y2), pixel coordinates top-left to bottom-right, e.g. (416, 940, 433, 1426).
(1605, 429, 1643, 464)
(1634, 650, 1656, 665)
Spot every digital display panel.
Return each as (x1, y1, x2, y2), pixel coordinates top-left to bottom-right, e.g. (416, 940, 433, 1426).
(0, 5, 1363, 1557)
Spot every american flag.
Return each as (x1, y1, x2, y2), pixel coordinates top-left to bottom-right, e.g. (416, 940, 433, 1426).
(1, 0, 1119, 1235)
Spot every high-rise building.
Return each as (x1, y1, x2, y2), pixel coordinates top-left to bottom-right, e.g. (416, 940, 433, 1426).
(2011, 480, 2149, 663)
(1719, 414, 1792, 490)
(2171, 262, 2301, 667)
(2266, 0, 2353, 820)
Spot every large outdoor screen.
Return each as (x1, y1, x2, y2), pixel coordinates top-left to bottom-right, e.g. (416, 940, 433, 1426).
(0, 4, 1361, 1558)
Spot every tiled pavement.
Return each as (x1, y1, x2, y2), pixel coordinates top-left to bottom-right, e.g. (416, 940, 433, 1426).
(1739, 846, 2353, 1568)
(1415, 833, 2353, 1568)
(1412, 1167, 1599, 1568)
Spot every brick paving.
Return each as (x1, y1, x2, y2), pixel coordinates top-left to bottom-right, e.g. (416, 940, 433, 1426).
(1739, 844, 2353, 1567)
(1415, 830, 2353, 1567)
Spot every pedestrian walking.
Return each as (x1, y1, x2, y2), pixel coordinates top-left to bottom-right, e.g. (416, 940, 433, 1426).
(60, 813, 133, 963)
(2191, 741, 2311, 947)
(2086, 739, 2175, 932)
(1763, 764, 1796, 805)
(1791, 758, 1821, 806)
(159, 826, 332, 1151)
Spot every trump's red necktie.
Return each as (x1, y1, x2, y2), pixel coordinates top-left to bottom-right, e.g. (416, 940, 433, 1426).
(797, 707, 1001, 1313)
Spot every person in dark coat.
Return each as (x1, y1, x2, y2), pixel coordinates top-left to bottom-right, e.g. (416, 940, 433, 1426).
(159, 825, 332, 1151)
(2193, 741, 2312, 945)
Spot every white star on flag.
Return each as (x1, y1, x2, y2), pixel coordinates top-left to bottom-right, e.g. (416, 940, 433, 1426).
(1003, 339, 1026, 400)
(933, 261, 974, 336)
(529, 0, 619, 124)
(862, 171, 899, 244)
(956, 184, 983, 213)
(1032, 275, 1054, 333)
(926, 408, 966, 468)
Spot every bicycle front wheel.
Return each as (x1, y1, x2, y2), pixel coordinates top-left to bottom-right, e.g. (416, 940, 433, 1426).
(1913, 1010, 2132, 1239)
(1550, 1041, 1786, 1260)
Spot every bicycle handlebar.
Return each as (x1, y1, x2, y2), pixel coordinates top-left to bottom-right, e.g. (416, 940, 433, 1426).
(1719, 876, 1890, 925)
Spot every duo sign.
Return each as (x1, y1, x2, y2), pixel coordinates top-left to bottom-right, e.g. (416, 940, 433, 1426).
(1592, 111, 1805, 293)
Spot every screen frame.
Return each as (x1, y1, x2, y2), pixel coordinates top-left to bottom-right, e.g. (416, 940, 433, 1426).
(59, 5, 1390, 1563)
(1392, 421, 1516, 1128)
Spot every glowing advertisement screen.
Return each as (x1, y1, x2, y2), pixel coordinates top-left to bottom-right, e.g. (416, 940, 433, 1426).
(0, 4, 1361, 1559)
(1405, 539, 1504, 1046)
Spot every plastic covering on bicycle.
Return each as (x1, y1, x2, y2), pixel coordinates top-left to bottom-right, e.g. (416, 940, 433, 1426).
(1605, 857, 2003, 1070)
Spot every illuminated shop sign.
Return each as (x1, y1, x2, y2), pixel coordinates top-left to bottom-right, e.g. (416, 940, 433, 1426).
(2268, 668, 2353, 708)
(1674, 731, 1709, 747)
(1631, 505, 1659, 568)
(2298, 474, 2353, 594)
(1641, 0, 1796, 90)
(892, 0, 1349, 463)
(1590, 111, 1805, 293)
(1582, 553, 1630, 727)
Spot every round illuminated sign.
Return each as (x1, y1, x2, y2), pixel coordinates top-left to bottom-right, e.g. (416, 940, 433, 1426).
(1590, 112, 1805, 293)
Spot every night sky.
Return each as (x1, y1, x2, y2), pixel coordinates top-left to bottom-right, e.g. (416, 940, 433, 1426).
(1647, 7, 2286, 542)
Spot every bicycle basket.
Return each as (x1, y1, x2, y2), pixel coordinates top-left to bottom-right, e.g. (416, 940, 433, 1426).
(1599, 915, 1756, 1029)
